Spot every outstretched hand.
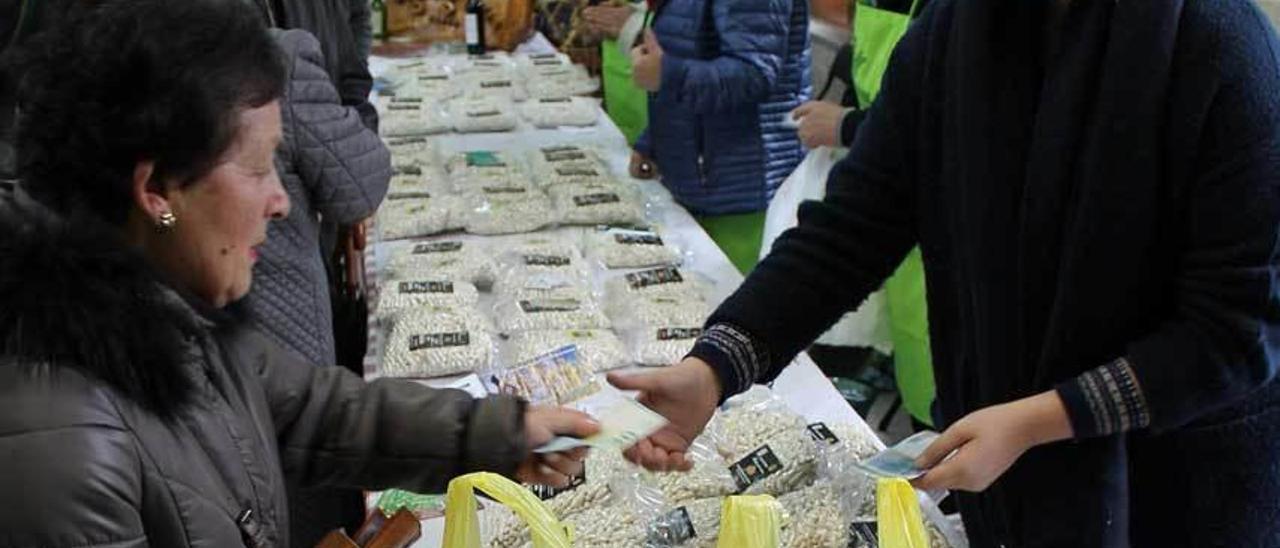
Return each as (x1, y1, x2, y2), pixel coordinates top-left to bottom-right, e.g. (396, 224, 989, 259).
(607, 357, 722, 472)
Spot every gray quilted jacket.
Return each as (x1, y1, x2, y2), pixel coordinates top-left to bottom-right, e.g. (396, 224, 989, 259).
(0, 195, 526, 548)
(245, 29, 390, 368)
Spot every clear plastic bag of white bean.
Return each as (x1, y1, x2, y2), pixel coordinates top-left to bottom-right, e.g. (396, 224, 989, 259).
(625, 324, 703, 367)
(380, 304, 495, 378)
(723, 426, 818, 497)
(504, 329, 631, 372)
(491, 235, 588, 284)
(534, 160, 612, 189)
(777, 484, 850, 548)
(379, 101, 452, 137)
(386, 165, 451, 199)
(520, 96, 600, 128)
(708, 387, 810, 457)
(385, 239, 496, 289)
(523, 65, 600, 99)
(607, 293, 711, 331)
(449, 96, 518, 133)
(550, 181, 647, 227)
(646, 496, 724, 548)
(513, 52, 571, 73)
(461, 75, 528, 102)
(526, 144, 606, 180)
(605, 266, 712, 302)
(374, 195, 463, 240)
(385, 136, 438, 171)
(462, 192, 557, 235)
(585, 225, 686, 269)
(644, 439, 738, 504)
(491, 286, 611, 333)
(375, 277, 480, 325)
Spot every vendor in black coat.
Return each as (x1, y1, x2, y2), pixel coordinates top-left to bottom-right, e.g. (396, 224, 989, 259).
(609, 0, 1280, 546)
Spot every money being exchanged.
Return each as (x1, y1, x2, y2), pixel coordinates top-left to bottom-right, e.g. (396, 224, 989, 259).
(855, 431, 941, 480)
(534, 397, 668, 454)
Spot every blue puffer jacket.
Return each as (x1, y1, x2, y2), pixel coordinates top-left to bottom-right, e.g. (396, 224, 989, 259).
(635, 0, 811, 215)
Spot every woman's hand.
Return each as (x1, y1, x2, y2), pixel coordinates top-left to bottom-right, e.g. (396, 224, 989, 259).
(582, 5, 634, 40)
(792, 101, 846, 148)
(517, 405, 600, 487)
(913, 391, 1074, 492)
(631, 29, 664, 92)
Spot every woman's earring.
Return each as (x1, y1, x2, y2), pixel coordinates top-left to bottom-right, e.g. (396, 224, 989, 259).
(156, 211, 177, 232)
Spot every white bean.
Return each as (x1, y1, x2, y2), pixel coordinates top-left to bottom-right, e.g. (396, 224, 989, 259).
(374, 196, 463, 240)
(380, 304, 494, 378)
(550, 181, 646, 227)
(585, 227, 683, 269)
(520, 96, 600, 128)
(506, 329, 631, 372)
(385, 239, 496, 290)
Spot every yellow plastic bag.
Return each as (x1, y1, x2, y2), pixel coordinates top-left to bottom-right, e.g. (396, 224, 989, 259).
(877, 478, 930, 548)
(716, 495, 783, 548)
(442, 472, 572, 548)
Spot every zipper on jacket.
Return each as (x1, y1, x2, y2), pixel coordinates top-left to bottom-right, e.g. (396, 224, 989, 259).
(237, 508, 268, 548)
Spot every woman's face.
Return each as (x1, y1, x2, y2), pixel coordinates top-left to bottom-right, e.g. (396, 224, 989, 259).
(158, 101, 289, 308)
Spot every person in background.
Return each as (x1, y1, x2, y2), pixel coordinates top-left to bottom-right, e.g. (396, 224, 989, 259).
(628, 0, 811, 275)
(583, 1, 649, 145)
(0, 2, 597, 546)
(262, 0, 378, 130)
(242, 20, 393, 545)
(610, 1, 1280, 545)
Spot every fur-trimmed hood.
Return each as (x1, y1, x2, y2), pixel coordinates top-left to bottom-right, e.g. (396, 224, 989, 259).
(0, 191, 206, 414)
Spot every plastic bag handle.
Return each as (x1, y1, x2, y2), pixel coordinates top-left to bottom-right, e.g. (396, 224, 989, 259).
(877, 477, 930, 548)
(442, 472, 572, 548)
(716, 495, 783, 548)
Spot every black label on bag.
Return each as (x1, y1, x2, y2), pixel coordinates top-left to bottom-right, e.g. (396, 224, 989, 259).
(391, 96, 425, 103)
(529, 53, 559, 60)
(391, 191, 432, 199)
(408, 332, 470, 351)
(573, 193, 619, 207)
(615, 233, 663, 246)
(523, 254, 571, 267)
(557, 167, 600, 177)
(647, 506, 697, 544)
(394, 165, 423, 175)
(541, 145, 579, 153)
(388, 136, 428, 146)
(657, 327, 702, 341)
(419, 75, 449, 81)
(398, 280, 454, 294)
(466, 110, 502, 118)
(528, 470, 586, 500)
(544, 150, 587, 162)
(480, 80, 512, 88)
(482, 186, 527, 194)
(539, 97, 572, 103)
(729, 445, 785, 493)
(388, 104, 422, 111)
(533, 58, 564, 66)
(807, 422, 840, 445)
(626, 267, 683, 290)
(519, 299, 581, 313)
(412, 241, 463, 254)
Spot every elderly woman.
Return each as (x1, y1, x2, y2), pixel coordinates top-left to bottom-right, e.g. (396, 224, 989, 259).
(0, 2, 596, 546)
